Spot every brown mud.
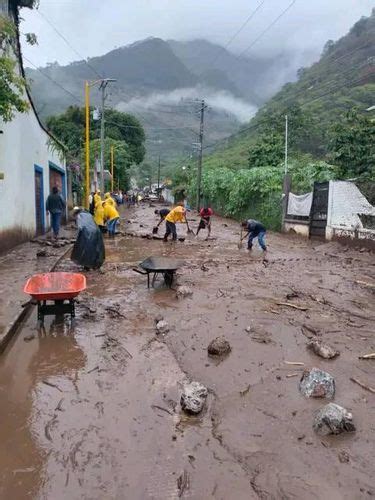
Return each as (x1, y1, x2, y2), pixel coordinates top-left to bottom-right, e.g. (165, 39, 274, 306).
(0, 204, 374, 499)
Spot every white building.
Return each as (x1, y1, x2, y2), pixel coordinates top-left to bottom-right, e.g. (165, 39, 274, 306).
(0, 0, 67, 251)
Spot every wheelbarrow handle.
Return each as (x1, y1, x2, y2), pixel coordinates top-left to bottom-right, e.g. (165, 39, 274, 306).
(132, 267, 148, 275)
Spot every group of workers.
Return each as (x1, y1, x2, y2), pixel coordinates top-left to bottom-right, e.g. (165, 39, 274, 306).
(89, 190, 120, 237)
(155, 204, 267, 253)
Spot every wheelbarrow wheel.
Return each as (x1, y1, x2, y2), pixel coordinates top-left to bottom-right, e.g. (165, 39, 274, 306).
(163, 271, 174, 288)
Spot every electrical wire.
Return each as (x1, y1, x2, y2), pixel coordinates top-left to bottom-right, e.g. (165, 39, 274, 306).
(207, 0, 266, 69)
(36, 9, 103, 79)
(23, 56, 82, 103)
(238, 0, 297, 58)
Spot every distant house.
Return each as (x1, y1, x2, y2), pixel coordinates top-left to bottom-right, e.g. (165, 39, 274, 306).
(0, 0, 67, 252)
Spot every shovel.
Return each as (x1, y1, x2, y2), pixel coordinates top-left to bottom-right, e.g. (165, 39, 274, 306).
(238, 229, 248, 249)
(152, 218, 164, 234)
(185, 218, 195, 236)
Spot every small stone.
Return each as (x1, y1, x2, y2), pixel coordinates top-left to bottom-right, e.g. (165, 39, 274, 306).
(313, 403, 355, 436)
(36, 250, 47, 257)
(338, 450, 350, 463)
(307, 340, 340, 359)
(24, 334, 35, 342)
(180, 381, 208, 414)
(299, 367, 335, 399)
(156, 320, 169, 334)
(207, 336, 231, 356)
(176, 286, 193, 299)
(245, 326, 252, 333)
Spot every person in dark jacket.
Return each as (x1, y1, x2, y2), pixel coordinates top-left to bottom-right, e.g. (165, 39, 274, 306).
(154, 208, 170, 221)
(241, 219, 267, 252)
(46, 186, 66, 238)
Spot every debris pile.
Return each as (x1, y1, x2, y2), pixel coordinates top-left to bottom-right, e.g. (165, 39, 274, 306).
(307, 340, 340, 359)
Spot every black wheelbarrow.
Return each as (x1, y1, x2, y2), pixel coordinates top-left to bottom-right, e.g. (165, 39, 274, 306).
(133, 256, 184, 288)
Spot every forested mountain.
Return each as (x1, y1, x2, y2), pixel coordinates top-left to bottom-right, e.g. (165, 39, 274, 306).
(204, 9, 375, 171)
(25, 37, 311, 162)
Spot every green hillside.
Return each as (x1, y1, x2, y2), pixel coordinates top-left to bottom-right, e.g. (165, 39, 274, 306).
(204, 9, 375, 172)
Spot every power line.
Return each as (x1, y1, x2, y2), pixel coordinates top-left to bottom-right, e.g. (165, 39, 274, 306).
(23, 56, 82, 104)
(238, 0, 297, 58)
(208, 0, 266, 68)
(202, 73, 372, 151)
(37, 9, 103, 79)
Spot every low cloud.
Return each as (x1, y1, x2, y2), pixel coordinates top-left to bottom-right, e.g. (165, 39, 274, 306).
(117, 86, 257, 123)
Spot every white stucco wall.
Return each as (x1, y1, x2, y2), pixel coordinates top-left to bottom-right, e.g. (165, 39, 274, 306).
(0, 108, 66, 237)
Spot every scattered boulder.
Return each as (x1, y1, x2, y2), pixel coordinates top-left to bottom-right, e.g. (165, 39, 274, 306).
(245, 326, 252, 333)
(207, 336, 231, 356)
(156, 320, 169, 334)
(36, 249, 47, 258)
(313, 403, 356, 436)
(307, 339, 340, 359)
(154, 314, 164, 324)
(180, 381, 208, 414)
(176, 286, 193, 299)
(299, 367, 335, 399)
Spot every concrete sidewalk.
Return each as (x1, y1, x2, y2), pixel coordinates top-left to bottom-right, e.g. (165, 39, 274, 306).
(0, 227, 74, 352)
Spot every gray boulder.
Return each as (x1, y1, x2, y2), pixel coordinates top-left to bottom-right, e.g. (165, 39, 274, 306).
(180, 381, 208, 414)
(299, 367, 335, 399)
(156, 320, 169, 334)
(208, 336, 231, 356)
(176, 286, 193, 299)
(313, 403, 356, 436)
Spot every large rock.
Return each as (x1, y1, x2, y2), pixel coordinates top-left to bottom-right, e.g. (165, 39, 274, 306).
(207, 336, 231, 356)
(313, 403, 356, 436)
(180, 381, 208, 414)
(307, 340, 340, 359)
(299, 367, 335, 399)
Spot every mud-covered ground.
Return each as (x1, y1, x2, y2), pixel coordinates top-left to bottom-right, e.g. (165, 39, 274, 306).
(0, 204, 374, 499)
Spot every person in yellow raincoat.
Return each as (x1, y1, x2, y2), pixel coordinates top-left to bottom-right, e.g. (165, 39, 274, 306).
(164, 204, 186, 242)
(94, 200, 105, 232)
(104, 202, 120, 237)
(104, 192, 116, 208)
(93, 190, 102, 206)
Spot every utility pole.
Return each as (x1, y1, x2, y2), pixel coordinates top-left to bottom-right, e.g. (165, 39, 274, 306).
(84, 81, 90, 209)
(284, 114, 288, 175)
(157, 155, 161, 195)
(99, 78, 116, 192)
(196, 99, 205, 211)
(110, 145, 114, 192)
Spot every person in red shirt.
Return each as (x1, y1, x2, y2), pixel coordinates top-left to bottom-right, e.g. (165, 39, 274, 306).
(196, 206, 213, 239)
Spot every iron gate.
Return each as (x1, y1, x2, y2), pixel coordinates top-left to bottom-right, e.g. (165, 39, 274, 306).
(309, 181, 329, 238)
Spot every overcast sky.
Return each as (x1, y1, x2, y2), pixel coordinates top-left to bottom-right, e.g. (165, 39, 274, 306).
(20, 0, 374, 68)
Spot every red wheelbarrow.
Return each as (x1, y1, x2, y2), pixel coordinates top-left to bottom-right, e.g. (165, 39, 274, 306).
(24, 272, 86, 323)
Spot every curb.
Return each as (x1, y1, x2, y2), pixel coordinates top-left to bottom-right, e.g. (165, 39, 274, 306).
(0, 245, 73, 355)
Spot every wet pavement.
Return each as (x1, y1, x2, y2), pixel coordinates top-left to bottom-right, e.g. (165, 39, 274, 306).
(0, 204, 374, 499)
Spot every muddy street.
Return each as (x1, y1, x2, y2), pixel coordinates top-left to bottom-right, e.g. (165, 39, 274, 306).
(0, 205, 374, 499)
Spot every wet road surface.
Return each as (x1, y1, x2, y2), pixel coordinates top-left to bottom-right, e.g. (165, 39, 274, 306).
(0, 205, 374, 499)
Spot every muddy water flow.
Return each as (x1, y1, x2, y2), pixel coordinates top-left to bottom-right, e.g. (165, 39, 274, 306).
(0, 205, 374, 499)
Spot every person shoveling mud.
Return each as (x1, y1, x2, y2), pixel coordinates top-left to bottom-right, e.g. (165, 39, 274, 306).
(240, 219, 267, 253)
(71, 208, 105, 269)
(153, 208, 170, 234)
(163, 203, 191, 242)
